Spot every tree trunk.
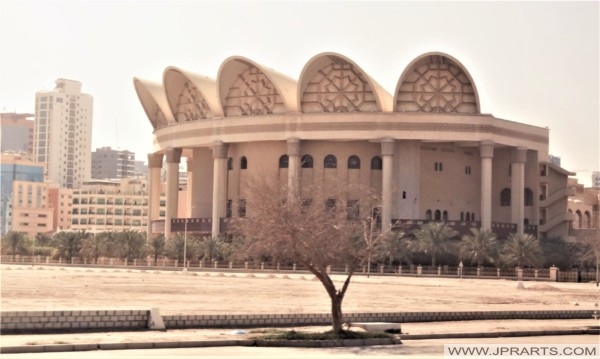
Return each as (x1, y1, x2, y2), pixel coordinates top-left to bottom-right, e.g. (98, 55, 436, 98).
(331, 294, 344, 333)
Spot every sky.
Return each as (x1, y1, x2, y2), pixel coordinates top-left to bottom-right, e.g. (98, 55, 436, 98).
(0, 0, 598, 186)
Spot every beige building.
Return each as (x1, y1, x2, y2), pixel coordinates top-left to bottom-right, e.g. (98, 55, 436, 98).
(134, 52, 574, 240)
(48, 186, 73, 232)
(70, 178, 163, 234)
(568, 179, 599, 231)
(8, 181, 54, 237)
(34, 79, 93, 189)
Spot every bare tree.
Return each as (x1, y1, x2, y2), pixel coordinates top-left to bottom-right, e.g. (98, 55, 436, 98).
(230, 179, 376, 334)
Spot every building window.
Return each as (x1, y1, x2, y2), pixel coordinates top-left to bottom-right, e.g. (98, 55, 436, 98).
(500, 188, 511, 206)
(465, 165, 471, 175)
(461, 212, 465, 221)
(425, 209, 432, 220)
(524, 188, 533, 206)
(347, 155, 360, 169)
(324, 155, 337, 169)
(301, 155, 313, 168)
(346, 200, 359, 220)
(443, 210, 448, 221)
(240, 156, 247, 170)
(325, 198, 336, 211)
(226, 200, 232, 218)
(434, 210, 441, 221)
(471, 212, 475, 221)
(279, 155, 289, 169)
(238, 199, 246, 217)
(371, 156, 382, 170)
(402, 191, 406, 199)
(435, 162, 443, 171)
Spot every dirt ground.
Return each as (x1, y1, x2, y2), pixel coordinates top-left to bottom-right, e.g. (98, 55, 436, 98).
(1, 264, 599, 315)
(1, 264, 599, 350)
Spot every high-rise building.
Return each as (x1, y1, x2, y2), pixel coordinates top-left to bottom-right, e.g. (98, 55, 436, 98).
(1, 112, 34, 154)
(34, 79, 93, 189)
(91, 147, 135, 179)
(592, 171, 600, 189)
(0, 153, 45, 234)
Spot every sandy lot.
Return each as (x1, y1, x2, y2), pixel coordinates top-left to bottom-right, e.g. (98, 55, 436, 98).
(1, 264, 599, 315)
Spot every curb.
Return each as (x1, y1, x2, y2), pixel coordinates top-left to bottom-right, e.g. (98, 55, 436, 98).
(3, 328, 600, 354)
(0, 337, 402, 354)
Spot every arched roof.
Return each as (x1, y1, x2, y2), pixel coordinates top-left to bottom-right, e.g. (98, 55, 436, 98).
(217, 56, 298, 116)
(163, 67, 223, 122)
(394, 52, 480, 114)
(133, 77, 174, 130)
(298, 52, 393, 112)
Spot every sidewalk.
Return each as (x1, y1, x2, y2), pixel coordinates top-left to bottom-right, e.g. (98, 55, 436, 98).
(2, 318, 598, 353)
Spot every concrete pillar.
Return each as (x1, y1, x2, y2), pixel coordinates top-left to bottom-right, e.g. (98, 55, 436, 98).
(164, 148, 182, 239)
(186, 158, 193, 217)
(287, 138, 301, 202)
(511, 147, 527, 234)
(211, 141, 228, 237)
(480, 141, 494, 231)
(189, 148, 213, 218)
(381, 139, 395, 232)
(147, 153, 163, 237)
(549, 266, 559, 282)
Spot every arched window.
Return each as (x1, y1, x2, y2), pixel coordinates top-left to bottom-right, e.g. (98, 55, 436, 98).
(575, 210, 583, 228)
(240, 156, 247, 170)
(279, 155, 289, 169)
(434, 210, 441, 221)
(471, 212, 475, 221)
(425, 209, 432, 220)
(227, 157, 233, 170)
(301, 155, 313, 168)
(465, 212, 469, 221)
(575, 210, 582, 229)
(524, 188, 533, 206)
(348, 155, 360, 169)
(585, 211, 592, 228)
(500, 188, 511, 206)
(324, 154, 337, 169)
(371, 156, 382, 170)
(443, 210, 448, 221)
(524, 218, 529, 226)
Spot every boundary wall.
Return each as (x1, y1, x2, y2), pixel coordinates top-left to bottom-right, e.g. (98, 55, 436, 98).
(1, 309, 595, 334)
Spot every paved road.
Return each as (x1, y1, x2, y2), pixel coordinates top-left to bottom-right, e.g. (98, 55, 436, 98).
(3, 336, 598, 359)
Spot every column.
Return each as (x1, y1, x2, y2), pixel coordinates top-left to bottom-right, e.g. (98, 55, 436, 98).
(146, 153, 163, 238)
(186, 158, 193, 217)
(164, 147, 182, 239)
(211, 141, 228, 237)
(287, 138, 301, 202)
(381, 139, 395, 232)
(480, 141, 494, 231)
(511, 146, 527, 234)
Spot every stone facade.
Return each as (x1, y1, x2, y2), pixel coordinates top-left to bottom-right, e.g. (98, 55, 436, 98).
(134, 52, 572, 240)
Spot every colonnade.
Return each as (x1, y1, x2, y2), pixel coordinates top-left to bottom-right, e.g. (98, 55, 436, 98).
(147, 139, 530, 238)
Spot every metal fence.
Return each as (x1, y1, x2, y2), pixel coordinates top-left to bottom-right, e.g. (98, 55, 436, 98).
(3, 255, 596, 283)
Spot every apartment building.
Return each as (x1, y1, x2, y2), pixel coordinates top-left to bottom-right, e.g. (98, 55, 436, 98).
(34, 79, 93, 189)
(70, 178, 163, 234)
(0, 112, 34, 154)
(91, 147, 135, 179)
(8, 180, 54, 237)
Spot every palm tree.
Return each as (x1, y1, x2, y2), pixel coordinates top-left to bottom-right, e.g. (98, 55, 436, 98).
(148, 234, 166, 266)
(2, 231, 27, 261)
(412, 222, 458, 266)
(502, 232, 543, 268)
(114, 230, 146, 262)
(80, 232, 110, 264)
(54, 231, 89, 261)
(460, 228, 498, 267)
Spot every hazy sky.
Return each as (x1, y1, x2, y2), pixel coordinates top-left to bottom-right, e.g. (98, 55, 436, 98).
(1, 1, 598, 185)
